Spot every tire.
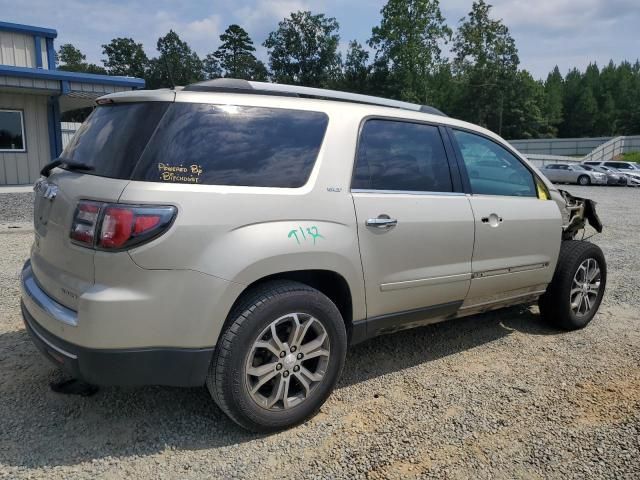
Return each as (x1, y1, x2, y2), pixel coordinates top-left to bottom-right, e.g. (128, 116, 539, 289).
(539, 241, 606, 330)
(578, 175, 591, 186)
(207, 280, 347, 432)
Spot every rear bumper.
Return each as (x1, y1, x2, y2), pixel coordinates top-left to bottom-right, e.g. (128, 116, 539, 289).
(21, 261, 214, 387)
(22, 302, 213, 386)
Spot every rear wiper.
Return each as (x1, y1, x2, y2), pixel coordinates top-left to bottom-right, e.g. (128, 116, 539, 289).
(40, 159, 61, 177)
(40, 159, 94, 177)
(62, 160, 95, 172)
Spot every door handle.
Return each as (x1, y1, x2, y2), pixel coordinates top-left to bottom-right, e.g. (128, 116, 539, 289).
(366, 216, 398, 229)
(481, 214, 503, 227)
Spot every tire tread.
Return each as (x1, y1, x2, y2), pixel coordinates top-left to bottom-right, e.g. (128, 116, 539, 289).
(539, 240, 606, 330)
(207, 280, 338, 431)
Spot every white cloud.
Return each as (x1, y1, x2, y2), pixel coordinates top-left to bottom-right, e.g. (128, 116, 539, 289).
(234, 0, 317, 34)
(0, 0, 637, 79)
(485, 0, 638, 32)
(183, 14, 223, 43)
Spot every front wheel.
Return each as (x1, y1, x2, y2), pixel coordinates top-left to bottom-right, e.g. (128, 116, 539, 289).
(207, 280, 347, 432)
(578, 175, 591, 186)
(539, 241, 606, 330)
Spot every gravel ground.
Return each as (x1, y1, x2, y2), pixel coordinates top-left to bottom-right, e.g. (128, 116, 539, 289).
(0, 186, 638, 479)
(0, 193, 33, 226)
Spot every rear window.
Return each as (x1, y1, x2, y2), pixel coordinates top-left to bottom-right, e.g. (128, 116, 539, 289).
(134, 104, 329, 187)
(60, 102, 169, 179)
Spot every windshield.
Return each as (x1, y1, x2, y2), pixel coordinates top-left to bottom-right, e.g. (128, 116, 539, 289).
(60, 102, 170, 179)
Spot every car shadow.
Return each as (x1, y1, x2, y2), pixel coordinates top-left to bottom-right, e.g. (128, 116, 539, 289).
(0, 306, 562, 469)
(340, 304, 561, 388)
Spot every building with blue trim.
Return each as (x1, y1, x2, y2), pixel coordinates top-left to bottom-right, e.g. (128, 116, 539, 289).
(0, 21, 144, 185)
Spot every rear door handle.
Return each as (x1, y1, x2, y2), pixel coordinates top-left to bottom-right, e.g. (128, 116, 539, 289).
(366, 216, 398, 229)
(481, 214, 503, 226)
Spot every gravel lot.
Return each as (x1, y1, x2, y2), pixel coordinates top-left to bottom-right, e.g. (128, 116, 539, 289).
(0, 186, 638, 479)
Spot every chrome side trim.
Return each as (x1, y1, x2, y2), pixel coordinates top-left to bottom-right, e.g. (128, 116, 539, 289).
(381, 273, 471, 292)
(352, 189, 465, 196)
(21, 262, 78, 327)
(26, 316, 77, 360)
(471, 262, 549, 279)
(459, 289, 547, 311)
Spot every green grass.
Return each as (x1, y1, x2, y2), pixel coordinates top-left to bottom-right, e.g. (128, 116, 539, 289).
(621, 151, 640, 163)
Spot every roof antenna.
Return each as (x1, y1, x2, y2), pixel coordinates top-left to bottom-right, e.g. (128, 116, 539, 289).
(163, 56, 176, 89)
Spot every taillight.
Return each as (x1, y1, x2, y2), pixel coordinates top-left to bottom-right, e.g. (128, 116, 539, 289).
(70, 201, 176, 250)
(101, 207, 135, 248)
(70, 201, 102, 246)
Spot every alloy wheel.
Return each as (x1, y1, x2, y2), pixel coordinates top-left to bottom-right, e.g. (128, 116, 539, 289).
(245, 313, 330, 410)
(570, 258, 601, 317)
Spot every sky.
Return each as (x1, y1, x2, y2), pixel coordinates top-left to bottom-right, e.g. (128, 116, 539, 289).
(2, 0, 639, 80)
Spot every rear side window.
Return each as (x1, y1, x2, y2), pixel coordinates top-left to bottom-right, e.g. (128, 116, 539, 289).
(134, 104, 328, 187)
(60, 103, 169, 179)
(453, 130, 536, 197)
(605, 162, 631, 170)
(352, 119, 453, 192)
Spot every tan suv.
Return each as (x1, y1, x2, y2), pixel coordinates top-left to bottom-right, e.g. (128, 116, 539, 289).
(21, 79, 606, 432)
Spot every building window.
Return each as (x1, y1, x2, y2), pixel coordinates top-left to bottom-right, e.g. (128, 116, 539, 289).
(0, 110, 26, 152)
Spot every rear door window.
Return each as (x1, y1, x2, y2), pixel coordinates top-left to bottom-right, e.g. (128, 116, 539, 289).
(605, 162, 631, 170)
(60, 102, 170, 179)
(134, 104, 328, 188)
(352, 119, 453, 192)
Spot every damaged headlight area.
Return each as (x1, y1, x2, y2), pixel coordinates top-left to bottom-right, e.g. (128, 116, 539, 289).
(559, 189, 603, 240)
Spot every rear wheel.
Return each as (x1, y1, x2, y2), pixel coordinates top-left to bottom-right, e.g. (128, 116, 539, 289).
(578, 175, 591, 186)
(539, 241, 606, 330)
(207, 280, 347, 432)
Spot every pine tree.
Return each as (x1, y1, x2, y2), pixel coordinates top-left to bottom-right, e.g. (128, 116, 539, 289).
(452, 0, 519, 134)
(213, 24, 267, 80)
(368, 0, 451, 103)
(264, 11, 341, 87)
(543, 66, 564, 136)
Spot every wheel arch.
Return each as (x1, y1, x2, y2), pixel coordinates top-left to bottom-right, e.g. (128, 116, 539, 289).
(226, 269, 356, 341)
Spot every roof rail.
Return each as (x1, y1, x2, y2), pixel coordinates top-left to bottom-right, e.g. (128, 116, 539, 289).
(182, 78, 447, 116)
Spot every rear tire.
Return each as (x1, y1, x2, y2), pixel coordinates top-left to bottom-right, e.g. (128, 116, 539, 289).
(539, 241, 606, 330)
(578, 175, 591, 186)
(207, 280, 347, 432)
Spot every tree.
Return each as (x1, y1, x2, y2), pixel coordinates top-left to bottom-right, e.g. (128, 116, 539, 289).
(452, 0, 519, 134)
(102, 38, 148, 78)
(559, 68, 583, 137)
(616, 61, 640, 134)
(203, 53, 222, 79)
(543, 66, 564, 136)
(368, 0, 451, 103)
(341, 40, 370, 93)
(212, 24, 267, 80)
(57, 43, 106, 74)
(501, 70, 548, 139)
(573, 87, 599, 136)
(263, 11, 341, 87)
(146, 30, 204, 89)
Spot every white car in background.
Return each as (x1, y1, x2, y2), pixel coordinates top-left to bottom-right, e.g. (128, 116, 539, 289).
(582, 161, 640, 186)
(542, 164, 608, 185)
(581, 165, 628, 186)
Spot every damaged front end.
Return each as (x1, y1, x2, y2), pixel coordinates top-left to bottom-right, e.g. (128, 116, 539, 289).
(557, 189, 603, 240)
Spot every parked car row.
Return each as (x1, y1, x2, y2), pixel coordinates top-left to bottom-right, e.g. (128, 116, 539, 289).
(542, 160, 640, 186)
